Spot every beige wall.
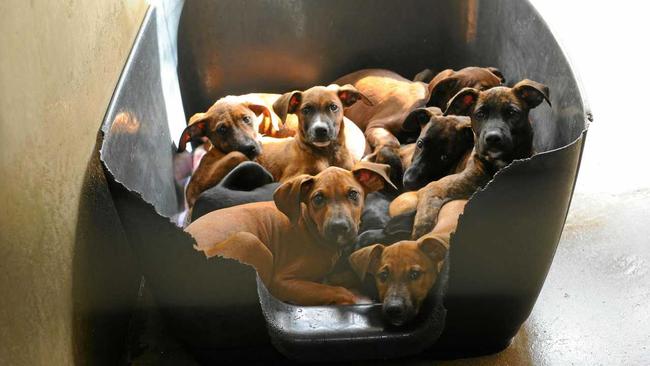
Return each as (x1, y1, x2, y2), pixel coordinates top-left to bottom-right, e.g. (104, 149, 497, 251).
(0, 1, 147, 364)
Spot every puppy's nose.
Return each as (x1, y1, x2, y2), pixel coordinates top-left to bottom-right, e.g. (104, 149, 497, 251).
(403, 170, 419, 191)
(242, 144, 258, 157)
(484, 131, 503, 145)
(383, 301, 406, 319)
(326, 219, 352, 239)
(314, 126, 329, 139)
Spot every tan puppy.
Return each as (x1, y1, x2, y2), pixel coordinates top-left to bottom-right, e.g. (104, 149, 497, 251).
(178, 96, 270, 207)
(256, 84, 372, 182)
(349, 199, 467, 326)
(239, 93, 367, 160)
(187, 162, 395, 306)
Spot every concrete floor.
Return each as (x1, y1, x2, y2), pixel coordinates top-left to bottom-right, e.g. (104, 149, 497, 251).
(130, 1, 650, 364)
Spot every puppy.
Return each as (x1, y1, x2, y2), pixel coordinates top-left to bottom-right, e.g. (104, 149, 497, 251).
(333, 69, 430, 186)
(187, 162, 395, 306)
(390, 79, 551, 238)
(415, 66, 505, 109)
(239, 92, 367, 160)
(178, 96, 270, 207)
(350, 199, 468, 326)
(257, 84, 372, 182)
(400, 107, 475, 191)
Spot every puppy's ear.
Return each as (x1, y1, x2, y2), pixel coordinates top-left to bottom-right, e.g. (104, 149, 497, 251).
(349, 244, 384, 279)
(455, 117, 475, 144)
(402, 107, 443, 132)
(272, 91, 302, 122)
(352, 161, 397, 193)
(486, 67, 506, 84)
(513, 79, 551, 108)
(337, 84, 373, 107)
(413, 68, 435, 83)
(427, 69, 456, 108)
(247, 103, 271, 119)
(273, 174, 314, 223)
(445, 88, 479, 116)
(178, 113, 209, 152)
(246, 103, 275, 135)
(417, 234, 449, 261)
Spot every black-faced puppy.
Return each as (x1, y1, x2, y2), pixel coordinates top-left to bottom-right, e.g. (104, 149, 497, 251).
(257, 84, 371, 182)
(390, 79, 551, 238)
(179, 96, 271, 207)
(400, 107, 474, 191)
(187, 162, 394, 306)
(350, 200, 467, 326)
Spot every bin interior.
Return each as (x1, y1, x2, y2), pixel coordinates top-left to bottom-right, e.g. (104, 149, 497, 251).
(99, 0, 590, 362)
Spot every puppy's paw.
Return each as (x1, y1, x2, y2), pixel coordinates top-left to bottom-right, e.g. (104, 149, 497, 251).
(354, 295, 373, 305)
(331, 287, 359, 305)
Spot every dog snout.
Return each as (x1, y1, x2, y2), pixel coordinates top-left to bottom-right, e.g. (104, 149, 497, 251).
(403, 168, 420, 191)
(382, 297, 411, 326)
(242, 142, 260, 159)
(484, 130, 504, 146)
(314, 125, 329, 139)
(325, 218, 355, 244)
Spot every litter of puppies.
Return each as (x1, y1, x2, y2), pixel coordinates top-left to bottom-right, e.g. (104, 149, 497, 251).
(181, 66, 551, 326)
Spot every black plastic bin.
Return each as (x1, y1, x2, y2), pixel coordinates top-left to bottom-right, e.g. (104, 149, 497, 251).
(100, 0, 589, 362)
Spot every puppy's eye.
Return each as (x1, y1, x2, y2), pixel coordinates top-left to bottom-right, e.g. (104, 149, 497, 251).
(242, 116, 252, 124)
(416, 139, 424, 149)
(378, 270, 389, 283)
(408, 269, 422, 281)
(216, 124, 228, 135)
(440, 154, 448, 162)
(348, 190, 360, 202)
(505, 107, 520, 118)
(301, 106, 313, 115)
(312, 193, 325, 207)
(475, 109, 487, 119)
(329, 103, 339, 112)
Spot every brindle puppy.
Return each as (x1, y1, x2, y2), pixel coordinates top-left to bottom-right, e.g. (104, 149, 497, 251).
(389, 79, 551, 238)
(400, 107, 474, 191)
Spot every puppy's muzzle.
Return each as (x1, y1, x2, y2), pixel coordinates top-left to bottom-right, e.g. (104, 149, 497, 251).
(403, 165, 424, 191)
(382, 296, 414, 327)
(308, 121, 334, 146)
(324, 218, 356, 246)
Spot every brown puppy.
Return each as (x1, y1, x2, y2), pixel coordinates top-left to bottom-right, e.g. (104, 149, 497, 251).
(238, 93, 367, 160)
(179, 96, 271, 207)
(349, 199, 467, 326)
(400, 107, 474, 191)
(390, 79, 551, 238)
(257, 84, 372, 182)
(187, 162, 394, 306)
(333, 69, 430, 186)
(416, 66, 505, 109)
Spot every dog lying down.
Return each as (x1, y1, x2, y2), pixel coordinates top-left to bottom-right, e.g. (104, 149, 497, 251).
(186, 162, 395, 306)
